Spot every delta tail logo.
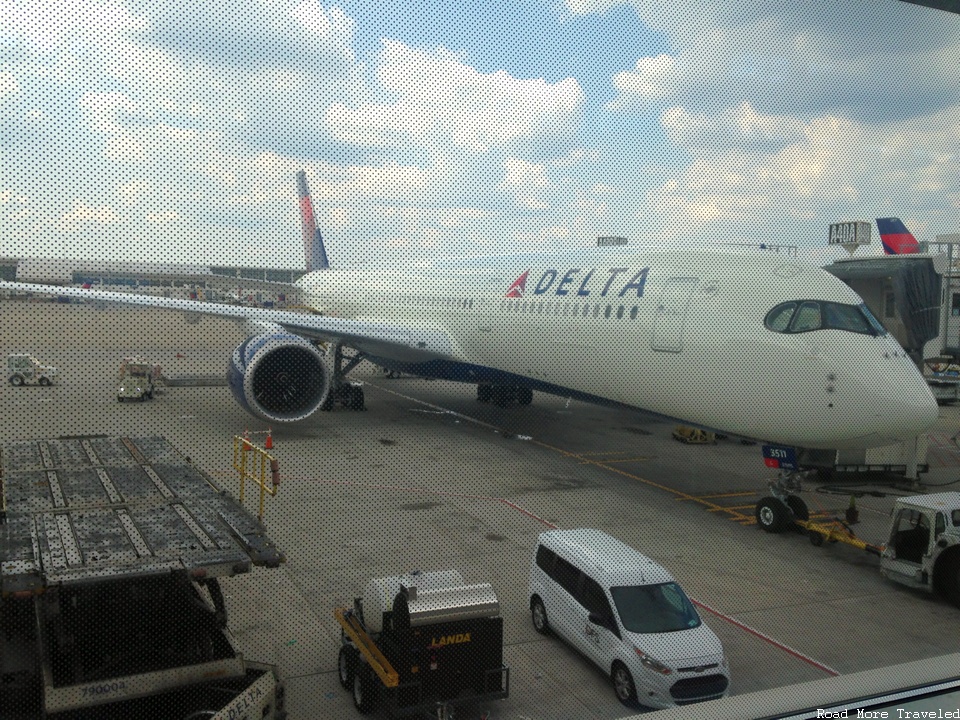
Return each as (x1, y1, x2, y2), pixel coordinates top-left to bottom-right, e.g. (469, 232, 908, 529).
(505, 270, 529, 298)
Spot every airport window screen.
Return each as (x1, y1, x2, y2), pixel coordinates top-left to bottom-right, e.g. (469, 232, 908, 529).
(1, 1, 959, 720)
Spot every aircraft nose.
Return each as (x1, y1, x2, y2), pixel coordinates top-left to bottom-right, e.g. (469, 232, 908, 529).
(891, 370, 939, 439)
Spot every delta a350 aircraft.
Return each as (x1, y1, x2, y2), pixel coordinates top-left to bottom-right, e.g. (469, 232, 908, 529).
(1, 172, 937, 454)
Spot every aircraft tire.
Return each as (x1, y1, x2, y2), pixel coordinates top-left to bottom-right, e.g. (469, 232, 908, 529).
(756, 497, 790, 533)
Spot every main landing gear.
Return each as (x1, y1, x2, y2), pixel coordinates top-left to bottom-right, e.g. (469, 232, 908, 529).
(476, 384, 533, 407)
(755, 470, 810, 533)
(321, 343, 366, 411)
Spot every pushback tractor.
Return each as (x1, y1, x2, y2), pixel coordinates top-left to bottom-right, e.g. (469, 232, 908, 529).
(334, 570, 509, 718)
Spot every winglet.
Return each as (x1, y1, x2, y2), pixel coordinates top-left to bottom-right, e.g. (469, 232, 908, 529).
(876, 218, 921, 255)
(297, 170, 330, 271)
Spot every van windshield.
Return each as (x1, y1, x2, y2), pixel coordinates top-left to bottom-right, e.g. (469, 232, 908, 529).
(610, 582, 702, 634)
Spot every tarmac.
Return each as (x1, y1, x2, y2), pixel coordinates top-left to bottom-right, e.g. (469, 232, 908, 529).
(2, 299, 960, 719)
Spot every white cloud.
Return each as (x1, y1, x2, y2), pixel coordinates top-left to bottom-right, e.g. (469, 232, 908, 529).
(79, 91, 138, 133)
(0, 72, 20, 96)
(58, 201, 120, 232)
(104, 134, 145, 163)
(117, 180, 150, 206)
(146, 211, 180, 224)
(325, 40, 583, 152)
(0, 0, 146, 51)
(502, 157, 550, 189)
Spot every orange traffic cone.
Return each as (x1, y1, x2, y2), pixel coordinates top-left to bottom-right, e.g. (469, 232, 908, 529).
(265, 429, 273, 450)
(243, 429, 252, 452)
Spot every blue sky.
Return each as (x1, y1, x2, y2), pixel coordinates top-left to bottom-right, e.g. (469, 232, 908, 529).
(1, 0, 959, 267)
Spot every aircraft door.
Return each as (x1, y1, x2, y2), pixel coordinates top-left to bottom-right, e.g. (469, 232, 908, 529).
(652, 277, 699, 353)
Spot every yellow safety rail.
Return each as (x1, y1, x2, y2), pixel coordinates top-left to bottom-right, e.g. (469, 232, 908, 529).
(232, 435, 280, 523)
(334, 607, 400, 689)
(796, 518, 884, 556)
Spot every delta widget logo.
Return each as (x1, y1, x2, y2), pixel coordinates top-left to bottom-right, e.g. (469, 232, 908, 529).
(505, 270, 529, 298)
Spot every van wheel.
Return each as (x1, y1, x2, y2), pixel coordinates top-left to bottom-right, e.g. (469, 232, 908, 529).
(531, 597, 549, 634)
(338, 645, 356, 689)
(612, 662, 637, 705)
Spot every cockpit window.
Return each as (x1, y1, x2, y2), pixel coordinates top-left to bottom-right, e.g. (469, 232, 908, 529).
(766, 302, 796, 332)
(765, 301, 888, 336)
(790, 302, 822, 333)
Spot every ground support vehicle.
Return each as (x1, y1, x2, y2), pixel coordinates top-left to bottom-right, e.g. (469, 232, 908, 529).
(334, 570, 509, 718)
(756, 489, 960, 607)
(7, 354, 57, 386)
(117, 358, 158, 401)
(925, 359, 960, 404)
(0, 436, 287, 719)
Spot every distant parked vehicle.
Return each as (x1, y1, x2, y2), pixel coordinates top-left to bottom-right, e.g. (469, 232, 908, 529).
(117, 358, 158, 402)
(7, 354, 57, 386)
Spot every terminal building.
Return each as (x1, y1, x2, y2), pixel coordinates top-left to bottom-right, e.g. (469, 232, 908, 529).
(0, 256, 306, 306)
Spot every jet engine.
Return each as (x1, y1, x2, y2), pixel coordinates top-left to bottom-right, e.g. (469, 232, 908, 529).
(227, 333, 330, 423)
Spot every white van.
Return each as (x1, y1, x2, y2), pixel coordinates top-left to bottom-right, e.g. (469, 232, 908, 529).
(528, 528, 730, 709)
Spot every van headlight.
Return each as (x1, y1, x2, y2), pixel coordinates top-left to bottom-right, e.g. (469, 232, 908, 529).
(634, 648, 672, 675)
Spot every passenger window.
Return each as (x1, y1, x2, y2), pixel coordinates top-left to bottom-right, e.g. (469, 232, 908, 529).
(580, 576, 613, 619)
(552, 558, 581, 596)
(604, 305, 611, 319)
(790, 302, 822, 332)
(616, 306, 624, 319)
(629, 306, 638, 320)
(536, 545, 556, 574)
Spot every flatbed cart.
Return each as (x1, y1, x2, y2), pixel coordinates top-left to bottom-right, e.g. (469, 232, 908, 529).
(1, 435, 287, 719)
(334, 570, 509, 718)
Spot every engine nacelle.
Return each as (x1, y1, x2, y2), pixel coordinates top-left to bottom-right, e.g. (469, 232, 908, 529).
(228, 333, 330, 423)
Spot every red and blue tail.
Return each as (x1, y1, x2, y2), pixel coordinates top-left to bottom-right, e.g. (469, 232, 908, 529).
(297, 170, 330, 271)
(876, 218, 921, 255)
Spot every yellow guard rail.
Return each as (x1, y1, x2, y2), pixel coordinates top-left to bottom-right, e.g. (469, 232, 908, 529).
(232, 434, 280, 522)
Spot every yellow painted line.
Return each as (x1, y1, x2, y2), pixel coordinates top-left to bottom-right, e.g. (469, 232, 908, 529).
(578, 455, 653, 464)
(577, 450, 634, 457)
(678, 491, 757, 501)
(366, 381, 755, 524)
(707, 504, 757, 512)
(530, 438, 753, 523)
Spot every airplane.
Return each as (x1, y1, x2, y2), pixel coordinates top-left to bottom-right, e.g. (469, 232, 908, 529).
(877, 217, 922, 255)
(0, 173, 938, 456)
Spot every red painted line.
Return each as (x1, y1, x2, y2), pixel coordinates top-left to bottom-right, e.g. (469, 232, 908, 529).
(691, 598, 840, 677)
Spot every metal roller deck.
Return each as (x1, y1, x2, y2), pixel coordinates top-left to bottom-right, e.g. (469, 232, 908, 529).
(1, 435, 284, 596)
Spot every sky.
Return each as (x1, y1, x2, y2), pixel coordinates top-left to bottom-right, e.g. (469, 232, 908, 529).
(1, 0, 959, 268)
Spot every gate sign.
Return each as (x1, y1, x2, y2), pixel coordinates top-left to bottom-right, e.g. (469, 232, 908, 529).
(762, 445, 798, 470)
(828, 221, 872, 247)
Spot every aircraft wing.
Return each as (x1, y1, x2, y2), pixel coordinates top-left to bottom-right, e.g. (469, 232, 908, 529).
(0, 281, 456, 362)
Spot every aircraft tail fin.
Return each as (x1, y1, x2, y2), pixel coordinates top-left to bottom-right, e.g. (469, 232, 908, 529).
(297, 170, 330, 271)
(876, 218, 921, 255)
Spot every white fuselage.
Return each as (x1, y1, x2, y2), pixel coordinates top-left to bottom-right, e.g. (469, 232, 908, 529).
(296, 248, 938, 450)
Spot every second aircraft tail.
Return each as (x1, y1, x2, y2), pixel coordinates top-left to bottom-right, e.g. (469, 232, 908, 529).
(876, 218, 921, 255)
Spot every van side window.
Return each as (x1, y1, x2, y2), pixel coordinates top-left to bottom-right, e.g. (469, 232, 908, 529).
(553, 557, 581, 597)
(580, 576, 613, 620)
(536, 545, 556, 575)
